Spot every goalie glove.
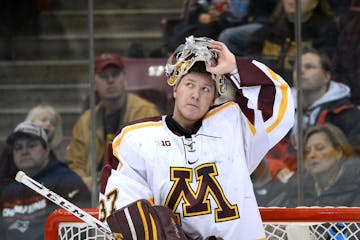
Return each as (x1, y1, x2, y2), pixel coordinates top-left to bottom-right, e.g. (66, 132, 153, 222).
(107, 199, 188, 240)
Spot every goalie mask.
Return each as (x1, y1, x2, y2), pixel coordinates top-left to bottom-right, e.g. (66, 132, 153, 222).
(165, 36, 227, 95)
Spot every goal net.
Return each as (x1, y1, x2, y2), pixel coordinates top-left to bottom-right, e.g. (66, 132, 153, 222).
(45, 207, 360, 240)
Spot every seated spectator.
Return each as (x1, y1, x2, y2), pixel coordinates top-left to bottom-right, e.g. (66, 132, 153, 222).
(266, 48, 360, 180)
(332, 0, 360, 106)
(24, 104, 65, 161)
(289, 124, 360, 207)
(246, 0, 339, 85)
(267, 124, 359, 208)
(293, 48, 360, 149)
(0, 104, 65, 181)
(165, 0, 250, 53)
(218, 0, 277, 56)
(65, 53, 161, 192)
(0, 122, 90, 240)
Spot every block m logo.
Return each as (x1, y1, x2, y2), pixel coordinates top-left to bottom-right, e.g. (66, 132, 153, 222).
(165, 163, 239, 223)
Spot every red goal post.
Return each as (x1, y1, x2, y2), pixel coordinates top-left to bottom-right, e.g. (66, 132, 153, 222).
(45, 207, 360, 240)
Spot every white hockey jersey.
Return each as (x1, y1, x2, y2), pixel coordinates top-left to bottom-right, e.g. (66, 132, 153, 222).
(99, 59, 294, 240)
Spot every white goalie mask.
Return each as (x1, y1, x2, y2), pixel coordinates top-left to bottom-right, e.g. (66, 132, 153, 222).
(165, 36, 227, 95)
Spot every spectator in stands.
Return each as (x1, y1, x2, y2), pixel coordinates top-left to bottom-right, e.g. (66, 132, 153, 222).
(266, 48, 360, 181)
(246, 0, 339, 85)
(291, 124, 360, 207)
(165, 0, 251, 53)
(0, 122, 90, 240)
(65, 53, 161, 192)
(332, 0, 360, 106)
(267, 123, 360, 207)
(24, 104, 65, 161)
(292, 48, 360, 149)
(0, 104, 65, 181)
(218, 0, 277, 56)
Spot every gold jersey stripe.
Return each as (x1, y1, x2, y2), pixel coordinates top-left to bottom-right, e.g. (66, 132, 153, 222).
(265, 66, 289, 134)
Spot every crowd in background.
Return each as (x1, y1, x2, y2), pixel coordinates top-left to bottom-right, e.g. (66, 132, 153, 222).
(0, 0, 359, 239)
(161, 1, 360, 206)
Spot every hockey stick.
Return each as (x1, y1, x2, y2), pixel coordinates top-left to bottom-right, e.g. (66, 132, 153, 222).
(15, 170, 115, 240)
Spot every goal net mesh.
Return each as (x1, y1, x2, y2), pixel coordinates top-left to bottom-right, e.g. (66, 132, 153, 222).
(46, 207, 360, 240)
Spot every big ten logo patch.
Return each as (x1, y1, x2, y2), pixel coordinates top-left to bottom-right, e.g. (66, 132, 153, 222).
(157, 140, 171, 147)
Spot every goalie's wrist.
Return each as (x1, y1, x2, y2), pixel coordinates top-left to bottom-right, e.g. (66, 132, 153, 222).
(229, 68, 238, 76)
(225, 67, 240, 89)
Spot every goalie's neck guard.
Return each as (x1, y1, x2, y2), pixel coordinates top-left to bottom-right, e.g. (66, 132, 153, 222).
(165, 36, 227, 95)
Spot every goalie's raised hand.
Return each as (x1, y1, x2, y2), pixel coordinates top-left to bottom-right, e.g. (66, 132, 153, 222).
(205, 41, 237, 75)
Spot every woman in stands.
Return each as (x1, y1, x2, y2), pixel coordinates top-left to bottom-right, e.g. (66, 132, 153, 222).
(25, 104, 65, 161)
(301, 123, 360, 206)
(246, 0, 339, 86)
(0, 104, 65, 181)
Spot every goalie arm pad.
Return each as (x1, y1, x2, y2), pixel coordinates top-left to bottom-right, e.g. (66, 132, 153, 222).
(107, 199, 188, 240)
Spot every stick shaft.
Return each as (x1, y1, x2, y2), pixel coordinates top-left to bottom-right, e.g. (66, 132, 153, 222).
(15, 171, 114, 239)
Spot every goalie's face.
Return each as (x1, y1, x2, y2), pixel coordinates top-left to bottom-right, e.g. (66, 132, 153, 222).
(173, 71, 215, 130)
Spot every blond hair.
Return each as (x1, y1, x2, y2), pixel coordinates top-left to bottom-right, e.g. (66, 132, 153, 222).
(25, 104, 63, 149)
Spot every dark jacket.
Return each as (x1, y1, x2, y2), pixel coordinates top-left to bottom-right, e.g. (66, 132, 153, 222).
(293, 81, 360, 148)
(285, 158, 360, 207)
(0, 160, 91, 240)
(247, 14, 339, 85)
(306, 159, 360, 207)
(332, 2, 360, 105)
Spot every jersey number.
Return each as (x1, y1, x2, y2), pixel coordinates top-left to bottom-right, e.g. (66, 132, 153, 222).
(99, 189, 118, 222)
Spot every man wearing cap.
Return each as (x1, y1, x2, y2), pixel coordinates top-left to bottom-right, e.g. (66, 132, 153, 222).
(0, 122, 90, 240)
(65, 53, 161, 192)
